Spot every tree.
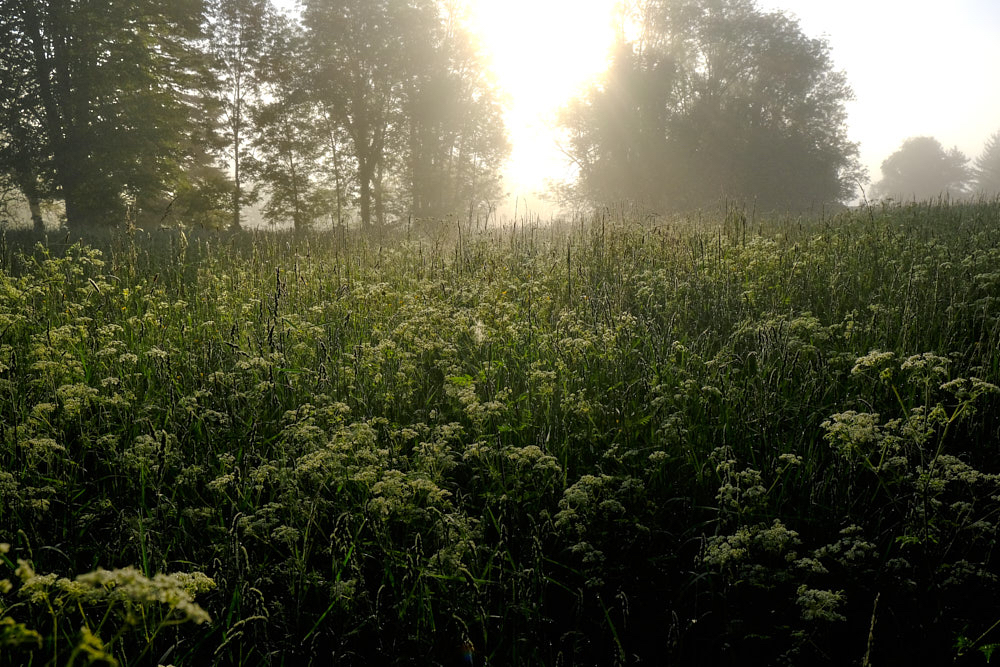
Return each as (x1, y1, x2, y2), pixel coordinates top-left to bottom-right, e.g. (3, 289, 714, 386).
(873, 136, 971, 202)
(0, 0, 211, 228)
(206, 0, 273, 230)
(405, 6, 509, 221)
(558, 0, 862, 212)
(249, 99, 327, 229)
(559, 39, 671, 206)
(301, 0, 506, 229)
(972, 130, 1000, 197)
(0, 3, 56, 230)
(247, 16, 327, 229)
(302, 0, 409, 229)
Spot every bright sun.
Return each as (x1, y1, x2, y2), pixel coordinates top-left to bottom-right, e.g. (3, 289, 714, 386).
(464, 0, 618, 202)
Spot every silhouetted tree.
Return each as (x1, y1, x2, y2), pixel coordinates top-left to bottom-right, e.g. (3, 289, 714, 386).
(0, 3, 58, 230)
(873, 136, 971, 202)
(206, 0, 274, 230)
(302, 0, 414, 229)
(0, 0, 214, 228)
(558, 0, 862, 212)
(972, 130, 1000, 197)
(247, 16, 327, 229)
(301, 0, 506, 229)
(405, 5, 508, 221)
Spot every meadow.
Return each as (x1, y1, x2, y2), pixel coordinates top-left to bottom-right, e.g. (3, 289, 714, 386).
(1, 201, 999, 665)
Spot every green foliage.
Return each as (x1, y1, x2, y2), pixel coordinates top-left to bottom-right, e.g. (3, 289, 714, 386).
(558, 0, 862, 211)
(246, 16, 328, 230)
(302, 0, 508, 228)
(973, 130, 1000, 197)
(0, 542, 214, 665)
(0, 201, 999, 664)
(0, 0, 214, 228)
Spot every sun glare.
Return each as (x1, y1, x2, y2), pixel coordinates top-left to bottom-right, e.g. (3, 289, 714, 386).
(465, 0, 618, 202)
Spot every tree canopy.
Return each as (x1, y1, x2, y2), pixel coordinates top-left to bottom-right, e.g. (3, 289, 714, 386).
(558, 0, 862, 212)
(301, 0, 507, 229)
(0, 0, 508, 230)
(873, 136, 972, 202)
(972, 130, 1000, 197)
(0, 0, 212, 229)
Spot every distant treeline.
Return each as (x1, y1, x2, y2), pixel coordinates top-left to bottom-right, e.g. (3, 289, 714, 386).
(4, 0, 997, 233)
(870, 134, 1000, 203)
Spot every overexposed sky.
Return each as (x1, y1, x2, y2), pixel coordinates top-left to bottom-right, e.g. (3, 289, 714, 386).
(757, 0, 1000, 185)
(464, 0, 618, 204)
(275, 0, 1000, 209)
(467, 0, 1000, 204)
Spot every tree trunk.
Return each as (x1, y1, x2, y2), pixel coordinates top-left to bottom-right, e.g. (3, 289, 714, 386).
(358, 157, 373, 230)
(324, 113, 345, 230)
(232, 86, 243, 231)
(375, 158, 385, 228)
(13, 171, 46, 232)
(233, 134, 242, 230)
(27, 190, 44, 232)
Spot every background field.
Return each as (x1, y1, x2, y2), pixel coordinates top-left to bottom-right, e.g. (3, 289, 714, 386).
(2, 201, 1000, 665)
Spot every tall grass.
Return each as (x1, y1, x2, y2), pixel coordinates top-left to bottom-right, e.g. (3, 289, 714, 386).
(1, 200, 999, 665)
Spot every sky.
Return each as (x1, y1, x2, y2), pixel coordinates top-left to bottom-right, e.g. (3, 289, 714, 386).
(757, 0, 1000, 192)
(464, 0, 1000, 210)
(464, 0, 618, 211)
